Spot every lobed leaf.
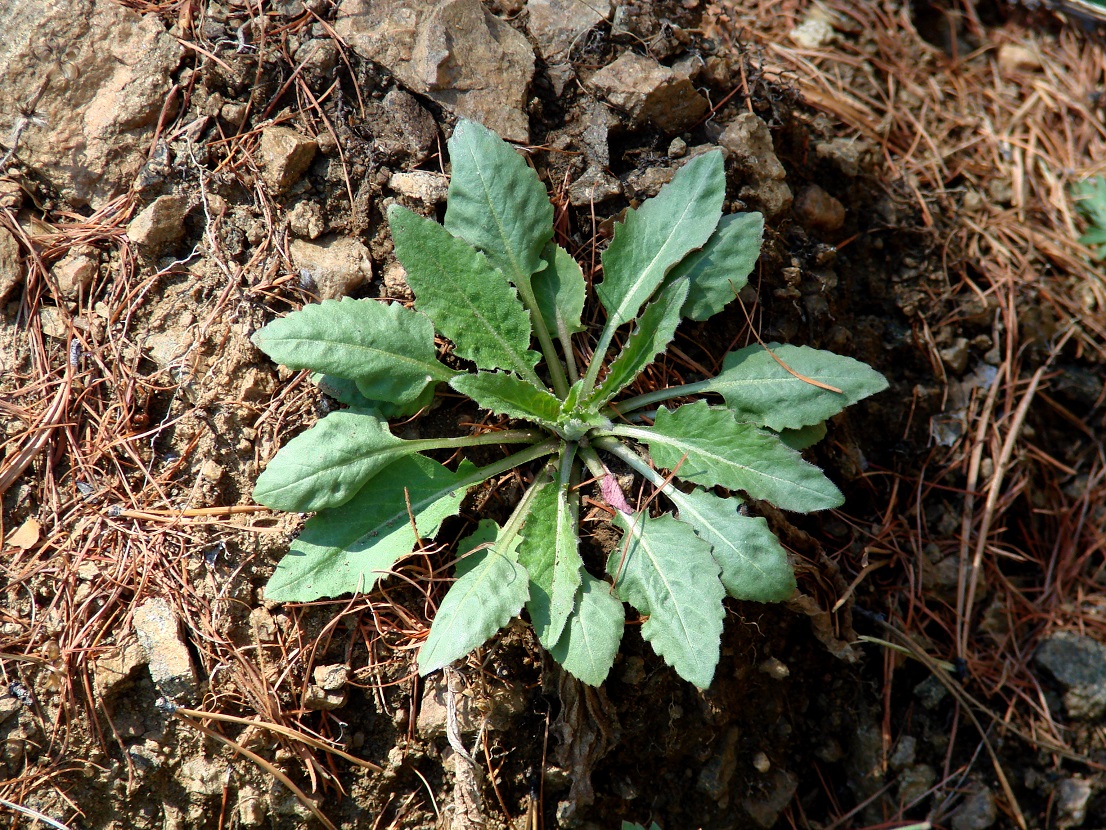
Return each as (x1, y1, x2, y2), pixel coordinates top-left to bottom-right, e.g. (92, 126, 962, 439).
(609, 401, 844, 512)
(664, 212, 764, 321)
(702, 342, 889, 431)
(596, 151, 725, 328)
(389, 206, 542, 379)
(254, 410, 414, 513)
(443, 119, 553, 289)
(252, 298, 452, 406)
(418, 520, 530, 675)
(449, 371, 564, 427)
(549, 572, 625, 686)
(517, 479, 583, 646)
(532, 242, 586, 341)
(669, 488, 796, 602)
(608, 511, 725, 689)
(590, 279, 688, 406)
(264, 455, 481, 602)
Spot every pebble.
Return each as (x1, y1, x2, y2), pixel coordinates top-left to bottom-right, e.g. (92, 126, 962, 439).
(259, 126, 318, 192)
(127, 195, 189, 252)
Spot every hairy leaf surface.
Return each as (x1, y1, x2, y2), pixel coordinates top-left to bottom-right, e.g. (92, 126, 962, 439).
(664, 212, 764, 321)
(265, 456, 481, 602)
(596, 151, 725, 328)
(418, 520, 530, 675)
(549, 572, 624, 686)
(609, 511, 724, 689)
(610, 401, 844, 512)
(254, 410, 414, 513)
(314, 374, 437, 418)
(591, 280, 688, 406)
(443, 119, 553, 288)
(671, 488, 795, 602)
(533, 242, 586, 341)
(389, 206, 541, 378)
(252, 298, 452, 405)
(702, 343, 889, 430)
(449, 372, 563, 426)
(517, 479, 583, 646)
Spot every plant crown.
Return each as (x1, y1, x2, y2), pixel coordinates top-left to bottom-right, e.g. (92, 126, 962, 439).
(251, 119, 888, 688)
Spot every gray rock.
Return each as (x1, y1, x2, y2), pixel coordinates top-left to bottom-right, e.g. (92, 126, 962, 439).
(1055, 776, 1093, 829)
(52, 246, 98, 300)
(951, 786, 998, 830)
(335, 0, 535, 142)
(287, 200, 326, 239)
(372, 89, 439, 164)
(260, 126, 317, 192)
(794, 184, 846, 233)
(0, 226, 22, 302)
(527, 0, 610, 62)
(290, 235, 372, 300)
(719, 114, 793, 220)
(0, 0, 181, 207)
(742, 768, 798, 828)
(93, 635, 148, 699)
(303, 685, 347, 710)
(132, 597, 198, 702)
(127, 195, 189, 252)
(389, 170, 449, 204)
(940, 337, 971, 375)
(696, 727, 739, 804)
(568, 167, 621, 206)
(313, 663, 350, 691)
(897, 763, 936, 805)
(589, 52, 708, 134)
(1034, 631, 1106, 720)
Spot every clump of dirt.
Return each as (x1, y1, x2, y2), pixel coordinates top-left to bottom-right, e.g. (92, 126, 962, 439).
(1, 0, 1105, 828)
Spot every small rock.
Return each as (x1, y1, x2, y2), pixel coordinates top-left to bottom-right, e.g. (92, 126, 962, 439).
(372, 89, 439, 164)
(527, 0, 611, 62)
(0, 226, 23, 302)
(181, 757, 225, 797)
(289, 235, 372, 300)
(131, 597, 198, 702)
(897, 763, 936, 805)
(794, 184, 846, 233)
(249, 607, 278, 643)
(889, 735, 917, 771)
(200, 459, 224, 483)
(93, 635, 148, 698)
(951, 786, 998, 830)
(237, 787, 266, 827)
(304, 685, 348, 711)
(1054, 777, 1093, 829)
(758, 657, 790, 680)
(1034, 631, 1106, 720)
(789, 12, 835, 49)
(287, 200, 326, 239)
(940, 337, 971, 375)
(294, 38, 339, 89)
(39, 307, 69, 339)
(381, 261, 413, 301)
(220, 101, 249, 128)
(127, 195, 189, 252)
(815, 138, 868, 178)
(719, 114, 793, 220)
(624, 165, 675, 201)
(0, 179, 22, 210)
(0, 695, 22, 725)
(260, 126, 318, 192)
(696, 727, 740, 804)
(589, 52, 708, 133)
(568, 167, 622, 206)
(914, 674, 950, 709)
(417, 676, 478, 737)
(52, 247, 99, 300)
(667, 136, 687, 158)
(389, 171, 449, 204)
(236, 366, 276, 402)
(998, 43, 1042, 73)
(313, 664, 350, 691)
(742, 768, 798, 828)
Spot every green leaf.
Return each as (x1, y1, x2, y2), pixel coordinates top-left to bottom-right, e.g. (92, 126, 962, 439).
(252, 298, 452, 406)
(702, 343, 889, 431)
(779, 421, 827, 451)
(533, 242, 586, 340)
(314, 373, 436, 418)
(517, 479, 583, 646)
(418, 520, 530, 675)
(449, 371, 564, 426)
(669, 488, 795, 602)
(443, 119, 553, 289)
(550, 572, 624, 686)
(665, 212, 764, 321)
(389, 205, 542, 379)
(596, 151, 725, 329)
(608, 511, 725, 689)
(264, 455, 482, 602)
(591, 279, 688, 406)
(254, 410, 417, 513)
(609, 401, 844, 512)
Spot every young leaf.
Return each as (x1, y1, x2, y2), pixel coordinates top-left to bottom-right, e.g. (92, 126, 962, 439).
(252, 298, 453, 406)
(607, 401, 844, 512)
(254, 410, 413, 513)
(549, 572, 624, 686)
(264, 456, 482, 602)
(702, 343, 889, 430)
(418, 520, 530, 676)
(389, 205, 542, 380)
(314, 373, 437, 419)
(669, 488, 796, 602)
(608, 511, 725, 689)
(443, 119, 553, 288)
(590, 279, 688, 406)
(779, 421, 827, 451)
(449, 371, 564, 426)
(517, 479, 583, 646)
(596, 151, 725, 329)
(532, 242, 586, 341)
(664, 212, 764, 321)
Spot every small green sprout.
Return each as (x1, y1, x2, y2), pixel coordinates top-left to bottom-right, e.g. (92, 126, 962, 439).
(250, 119, 887, 688)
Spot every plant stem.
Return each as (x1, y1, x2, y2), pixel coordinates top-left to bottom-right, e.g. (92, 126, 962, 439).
(580, 321, 617, 396)
(497, 469, 551, 552)
(404, 429, 546, 456)
(514, 277, 571, 399)
(593, 436, 665, 489)
(607, 379, 712, 416)
(454, 438, 561, 494)
(576, 443, 609, 484)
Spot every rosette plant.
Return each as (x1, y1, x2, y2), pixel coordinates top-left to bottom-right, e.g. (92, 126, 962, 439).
(251, 119, 887, 688)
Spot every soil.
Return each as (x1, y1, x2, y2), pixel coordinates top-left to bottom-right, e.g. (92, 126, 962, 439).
(1, 1, 1105, 829)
